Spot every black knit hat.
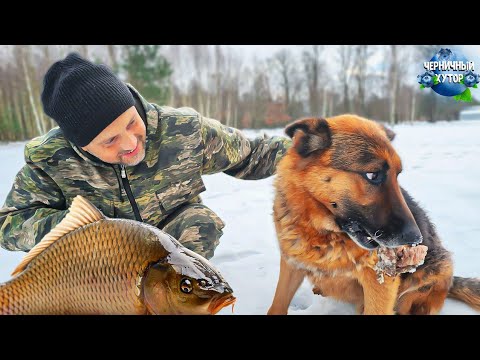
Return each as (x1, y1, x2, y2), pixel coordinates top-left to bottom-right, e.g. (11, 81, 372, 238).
(41, 52, 135, 147)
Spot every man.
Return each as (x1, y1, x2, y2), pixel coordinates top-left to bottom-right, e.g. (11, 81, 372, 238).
(0, 52, 291, 259)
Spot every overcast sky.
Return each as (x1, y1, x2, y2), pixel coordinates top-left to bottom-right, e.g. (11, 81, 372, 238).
(226, 45, 480, 64)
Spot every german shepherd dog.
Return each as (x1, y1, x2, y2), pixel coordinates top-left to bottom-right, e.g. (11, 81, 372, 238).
(268, 115, 480, 315)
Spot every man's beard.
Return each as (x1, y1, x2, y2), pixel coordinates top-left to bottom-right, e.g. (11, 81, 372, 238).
(118, 136, 146, 166)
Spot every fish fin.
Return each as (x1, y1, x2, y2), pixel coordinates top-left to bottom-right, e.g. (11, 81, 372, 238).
(11, 195, 105, 276)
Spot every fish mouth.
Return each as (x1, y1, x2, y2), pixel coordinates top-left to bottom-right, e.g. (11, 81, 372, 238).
(208, 294, 237, 315)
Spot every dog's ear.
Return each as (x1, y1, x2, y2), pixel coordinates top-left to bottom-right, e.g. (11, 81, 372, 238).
(378, 123, 396, 141)
(285, 117, 332, 157)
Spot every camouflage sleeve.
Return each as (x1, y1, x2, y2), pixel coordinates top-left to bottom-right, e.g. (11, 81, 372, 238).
(200, 115, 292, 180)
(0, 148, 67, 252)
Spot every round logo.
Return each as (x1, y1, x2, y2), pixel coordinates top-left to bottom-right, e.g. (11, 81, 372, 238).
(430, 49, 467, 97)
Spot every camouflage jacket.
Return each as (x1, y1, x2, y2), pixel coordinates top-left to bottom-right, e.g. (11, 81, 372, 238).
(0, 84, 291, 252)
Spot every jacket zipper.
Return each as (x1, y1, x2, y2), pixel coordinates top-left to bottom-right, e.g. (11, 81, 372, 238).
(120, 165, 143, 222)
(112, 166, 124, 202)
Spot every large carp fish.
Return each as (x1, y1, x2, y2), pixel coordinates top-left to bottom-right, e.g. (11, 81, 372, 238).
(0, 196, 235, 315)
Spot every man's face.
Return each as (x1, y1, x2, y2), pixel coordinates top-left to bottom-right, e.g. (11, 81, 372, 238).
(81, 106, 147, 166)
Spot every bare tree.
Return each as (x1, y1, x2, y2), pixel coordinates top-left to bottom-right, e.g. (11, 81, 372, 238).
(416, 45, 441, 122)
(388, 45, 417, 124)
(352, 45, 376, 117)
(164, 45, 184, 107)
(0, 44, 465, 141)
(270, 49, 296, 111)
(190, 45, 210, 115)
(322, 87, 328, 116)
(16, 46, 45, 135)
(0, 66, 14, 140)
(79, 45, 89, 58)
(302, 45, 324, 116)
(251, 59, 272, 128)
(229, 54, 243, 127)
(107, 45, 119, 70)
(337, 45, 355, 113)
(213, 45, 225, 120)
(388, 45, 399, 124)
(401, 46, 425, 122)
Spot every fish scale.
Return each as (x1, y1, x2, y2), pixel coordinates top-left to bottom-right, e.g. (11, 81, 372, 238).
(0, 196, 235, 315)
(0, 219, 166, 315)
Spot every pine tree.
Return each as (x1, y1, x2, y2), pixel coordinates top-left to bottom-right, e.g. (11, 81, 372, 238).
(121, 45, 173, 105)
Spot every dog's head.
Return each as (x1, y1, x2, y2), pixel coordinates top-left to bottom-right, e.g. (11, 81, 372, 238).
(284, 114, 422, 250)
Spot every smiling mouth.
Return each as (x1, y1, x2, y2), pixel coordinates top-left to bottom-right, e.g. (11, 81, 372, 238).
(122, 144, 140, 157)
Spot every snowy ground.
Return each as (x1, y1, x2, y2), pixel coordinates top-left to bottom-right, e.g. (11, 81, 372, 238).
(1, 120, 479, 315)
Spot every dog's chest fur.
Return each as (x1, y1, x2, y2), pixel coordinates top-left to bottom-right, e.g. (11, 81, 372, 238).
(280, 227, 378, 279)
(274, 190, 379, 280)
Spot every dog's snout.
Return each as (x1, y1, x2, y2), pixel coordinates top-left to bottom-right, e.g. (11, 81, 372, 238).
(399, 225, 423, 245)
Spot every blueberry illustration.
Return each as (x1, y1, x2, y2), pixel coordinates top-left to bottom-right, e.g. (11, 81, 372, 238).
(417, 71, 435, 88)
(436, 48, 453, 61)
(430, 49, 468, 97)
(463, 70, 479, 88)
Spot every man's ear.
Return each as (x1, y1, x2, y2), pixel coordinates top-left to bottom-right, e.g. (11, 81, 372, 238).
(378, 123, 396, 141)
(285, 117, 332, 157)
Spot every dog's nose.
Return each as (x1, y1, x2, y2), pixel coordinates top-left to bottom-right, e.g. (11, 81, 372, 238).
(399, 225, 423, 245)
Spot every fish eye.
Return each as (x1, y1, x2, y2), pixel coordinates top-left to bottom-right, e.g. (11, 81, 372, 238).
(180, 279, 193, 294)
(199, 279, 207, 287)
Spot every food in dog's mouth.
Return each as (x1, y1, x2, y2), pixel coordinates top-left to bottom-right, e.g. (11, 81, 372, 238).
(374, 244, 428, 284)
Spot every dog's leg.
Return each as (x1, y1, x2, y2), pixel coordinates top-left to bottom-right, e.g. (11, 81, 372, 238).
(396, 267, 452, 315)
(267, 257, 305, 315)
(311, 276, 365, 313)
(357, 268, 401, 315)
(410, 288, 449, 315)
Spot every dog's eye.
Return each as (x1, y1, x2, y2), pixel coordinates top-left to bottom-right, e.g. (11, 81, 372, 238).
(363, 171, 386, 185)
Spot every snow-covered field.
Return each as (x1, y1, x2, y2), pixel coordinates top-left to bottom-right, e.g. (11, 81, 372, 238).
(1, 121, 479, 315)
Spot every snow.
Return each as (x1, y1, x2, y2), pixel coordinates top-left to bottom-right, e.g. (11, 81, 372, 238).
(1, 121, 479, 315)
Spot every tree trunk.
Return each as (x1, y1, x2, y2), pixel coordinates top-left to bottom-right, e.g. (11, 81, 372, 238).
(322, 88, 328, 117)
(225, 90, 232, 127)
(389, 45, 398, 125)
(215, 46, 223, 120)
(329, 93, 334, 117)
(205, 91, 211, 118)
(107, 45, 118, 70)
(233, 97, 238, 128)
(0, 86, 10, 140)
(40, 45, 52, 130)
(197, 90, 204, 116)
(79, 45, 89, 58)
(410, 89, 416, 123)
(338, 46, 353, 114)
(284, 72, 290, 111)
(343, 82, 350, 113)
(18, 92, 30, 139)
(21, 53, 44, 136)
(429, 92, 436, 122)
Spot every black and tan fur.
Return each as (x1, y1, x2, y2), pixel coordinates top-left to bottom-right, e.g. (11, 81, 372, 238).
(268, 115, 480, 315)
